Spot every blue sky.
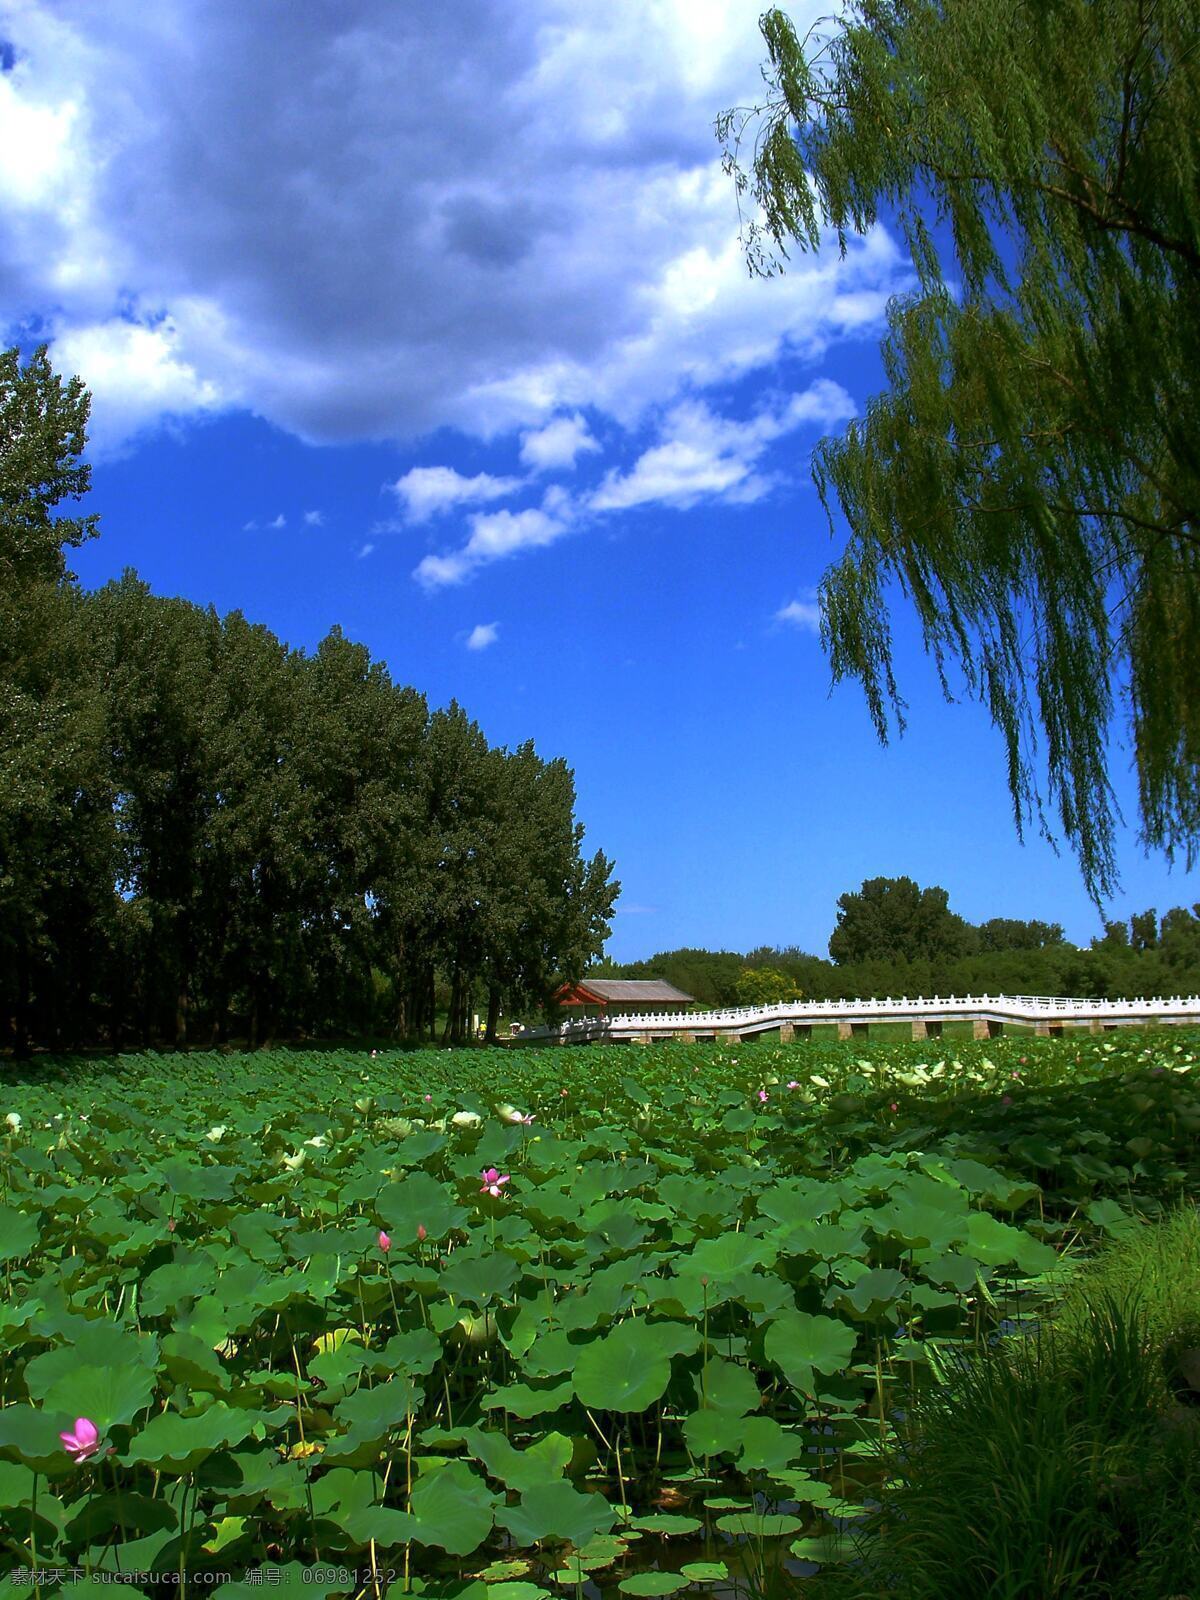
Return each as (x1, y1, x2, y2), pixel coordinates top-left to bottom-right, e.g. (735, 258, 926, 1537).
(2, 0, 1194, 962)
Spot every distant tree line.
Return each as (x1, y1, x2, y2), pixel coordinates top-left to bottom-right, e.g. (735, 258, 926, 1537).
(1, 347, 617, 1054)
(598, 876, 1200, 1008)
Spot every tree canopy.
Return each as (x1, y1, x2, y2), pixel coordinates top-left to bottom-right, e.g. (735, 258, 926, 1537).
(719, 0, 1200, 899)
(0, 346, 617, 1053)
(0, 345, 97, 596)
(734, 964, 805, 1005)
(603, 890, 1200, 1005)
(828, 875, 974, 965)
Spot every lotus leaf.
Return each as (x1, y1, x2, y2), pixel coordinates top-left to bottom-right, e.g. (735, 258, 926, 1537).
(573, 1319, 695, 1412)
(496, 1478, 616, 1546)
(617, 1574, 687, 1596)
(124, 1402, 277, 1470)
(406, 1460, 499, 1553)
(629, 1513, 702, 1535)
(715, 1512, 807, 1538)
(461, 1427, 572, 1492)
(765, 1309, 858, 1392)
(0, 1207, 40, 1261)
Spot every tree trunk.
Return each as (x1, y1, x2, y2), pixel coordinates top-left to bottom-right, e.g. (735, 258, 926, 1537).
(13, 939, 31, 1059)
(440, 971, 459, 1046)
(485, 987, 501, 1043)
(175, 984, 188, 1050)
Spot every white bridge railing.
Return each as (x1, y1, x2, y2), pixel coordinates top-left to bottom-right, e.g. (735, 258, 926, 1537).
(512, 992, 1200, 1043)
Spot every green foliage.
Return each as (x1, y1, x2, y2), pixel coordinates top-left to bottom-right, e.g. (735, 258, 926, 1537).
(977, 917, 1065, 953)
(613, 948, 746, 1008)
(828, 876, 975, 965)
(1, 349, 107, 1058)
(0, 344, 97, 595)
(611, 890, 1200, 1001)
(1057, 1203, 1200, 1408)
(838, 1282, 1200, 1598)
(734, 966, 803, 1005)
(0, 1031, 1197, 1583)
(0, 343, 617, 1052)
(719, 1, 1200, 898)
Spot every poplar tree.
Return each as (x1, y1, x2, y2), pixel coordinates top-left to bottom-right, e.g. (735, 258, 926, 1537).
(0, 348, 104, 1052)
(719, 1, 1200, 897)
(0, 344, 620, 1050)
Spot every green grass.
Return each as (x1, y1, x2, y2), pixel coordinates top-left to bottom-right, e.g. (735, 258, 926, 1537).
(1059, 1203, 1200, 1408)
(827, 1211, 1200, 1600)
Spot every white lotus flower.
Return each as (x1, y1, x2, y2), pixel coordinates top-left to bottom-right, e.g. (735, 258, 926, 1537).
(5, 1112, 21, 1130)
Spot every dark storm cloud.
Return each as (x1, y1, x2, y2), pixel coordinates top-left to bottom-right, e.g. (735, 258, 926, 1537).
(1, 0, 904, 450)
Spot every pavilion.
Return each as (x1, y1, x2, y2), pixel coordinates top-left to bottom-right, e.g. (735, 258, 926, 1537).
(554, 978, 695, 1016)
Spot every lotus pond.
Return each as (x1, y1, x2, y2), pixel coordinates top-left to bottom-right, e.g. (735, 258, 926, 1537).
(1, 1032, 1198, 1597)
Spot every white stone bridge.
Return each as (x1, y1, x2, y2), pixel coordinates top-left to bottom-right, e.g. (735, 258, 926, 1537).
(512, 993, 1200, 1045)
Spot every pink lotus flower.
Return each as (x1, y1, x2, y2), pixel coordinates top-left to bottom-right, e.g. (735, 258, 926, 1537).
(423, 1094, 432, 1103)
(1001, 1095, 1013, 1106)
(60, 1418, 100, 1463)
(378, 1230, 392, 1252)
(890, 1102, 899, 1113)
(480, 1167, 511, 1198)
(787, 1080, 800, 1089)
(166, 1218, 176, 1233)
(416, 1223, 427, 1241)
(757, 1089, 769, 1103)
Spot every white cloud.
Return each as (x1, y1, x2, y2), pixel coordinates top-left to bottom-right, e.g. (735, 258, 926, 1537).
(391, 465, 522, 522)
(303, 509, 324, 526)
(590, 381, 855, 512)
(414, 551, 471, 587)
(776, 596, 822, 634)
(48, 315, 225, 455)
(244, 511, 289, 532)
(465, 621, 500, 651)
(358, 542, 376, 559)
(0, 2, 906, 453)
(415, 504, 568, 588)
(519, 412, 600, 472)
(405, 383, 852, 589)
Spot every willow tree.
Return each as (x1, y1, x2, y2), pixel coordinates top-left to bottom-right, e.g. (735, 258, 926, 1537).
(719, 1, 1200, 897)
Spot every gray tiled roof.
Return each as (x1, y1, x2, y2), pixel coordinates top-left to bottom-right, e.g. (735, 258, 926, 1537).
(580, 979, 694, 1003)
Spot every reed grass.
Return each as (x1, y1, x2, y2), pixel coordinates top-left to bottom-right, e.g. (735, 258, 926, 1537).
(825, 1209, 1200, 1598)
